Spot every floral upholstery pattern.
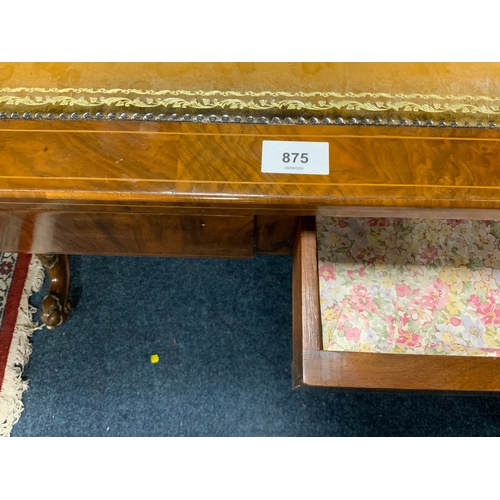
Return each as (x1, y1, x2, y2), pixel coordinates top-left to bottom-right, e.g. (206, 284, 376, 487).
(317, 216, 500, 357)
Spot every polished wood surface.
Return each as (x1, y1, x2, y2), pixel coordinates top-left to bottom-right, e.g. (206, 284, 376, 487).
(37, 254, 71, 329)
(292, 217, 500, 392)
(2, 121, 500, 214)
(301, 350, 500, 392)
(5, 212, 255, 257)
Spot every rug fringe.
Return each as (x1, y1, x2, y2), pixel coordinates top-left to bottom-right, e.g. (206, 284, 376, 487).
(0, 256, 45, 437)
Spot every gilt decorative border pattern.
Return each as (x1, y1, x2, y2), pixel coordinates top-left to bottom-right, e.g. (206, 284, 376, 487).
(1, 87, 500, 127)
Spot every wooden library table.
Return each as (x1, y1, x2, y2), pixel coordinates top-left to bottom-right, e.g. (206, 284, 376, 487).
(2, 62, 500, 392)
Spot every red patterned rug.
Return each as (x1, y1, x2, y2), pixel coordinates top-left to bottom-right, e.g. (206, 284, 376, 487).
(0, 254, 44, 437)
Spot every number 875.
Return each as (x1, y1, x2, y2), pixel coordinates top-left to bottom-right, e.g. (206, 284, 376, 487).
(282, 152, 309, 163)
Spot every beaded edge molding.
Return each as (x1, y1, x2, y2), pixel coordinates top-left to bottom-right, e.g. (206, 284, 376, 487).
(1, 111, 498, 129)
(1, 87, 500, 128)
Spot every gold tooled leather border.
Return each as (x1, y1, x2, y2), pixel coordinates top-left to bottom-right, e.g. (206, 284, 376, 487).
(1, 87, 500, 125)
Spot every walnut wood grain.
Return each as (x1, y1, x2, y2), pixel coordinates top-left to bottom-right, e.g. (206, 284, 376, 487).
(292, 217, 500, 392)
(0, 212, 255, 258)
(2, 121, 500, 214)
(36, 254, 71, 329)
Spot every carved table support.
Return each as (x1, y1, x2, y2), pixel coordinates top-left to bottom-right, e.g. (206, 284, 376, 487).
(36, 254, 72, 329)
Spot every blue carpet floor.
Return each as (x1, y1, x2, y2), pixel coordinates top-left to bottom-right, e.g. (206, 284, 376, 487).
(10, 254, 500, 436)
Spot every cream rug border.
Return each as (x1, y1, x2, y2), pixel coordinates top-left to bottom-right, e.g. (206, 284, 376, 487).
(0, 256, 45, 437)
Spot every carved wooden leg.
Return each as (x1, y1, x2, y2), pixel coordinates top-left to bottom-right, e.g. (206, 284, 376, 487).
(36, 254, 72, 329)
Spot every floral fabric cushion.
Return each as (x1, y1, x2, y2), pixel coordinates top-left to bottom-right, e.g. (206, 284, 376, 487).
(317, 216, 500, 357)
